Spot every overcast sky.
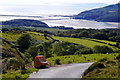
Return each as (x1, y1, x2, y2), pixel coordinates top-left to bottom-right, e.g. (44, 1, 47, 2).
(0, 0, 119, 5)
(0, 0, 119, 15)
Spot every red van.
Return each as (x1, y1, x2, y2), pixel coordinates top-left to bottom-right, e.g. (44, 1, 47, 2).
(34, 55, 48, 68)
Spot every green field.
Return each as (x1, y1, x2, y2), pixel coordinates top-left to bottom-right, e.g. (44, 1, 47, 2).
(46, 53, 119, 66)
(2, 31, 117, 50)
(2, 31, 52, 42)
(53, 36, 118, 50)
(84, 38, 116, 45)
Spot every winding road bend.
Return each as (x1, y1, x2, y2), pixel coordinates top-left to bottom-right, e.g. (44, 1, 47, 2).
(27, 62, 93, 79)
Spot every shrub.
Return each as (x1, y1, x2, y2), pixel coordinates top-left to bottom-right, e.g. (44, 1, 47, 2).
(93, 45, 113, 54)
(2, 28, 9, 33)
(54, 59, 61, 65)
(21, 70, 26, 74)
(24, 52, 33, 64)
(116, 54, 120, 60)
(7, 58, 20, 69)
(83, 62, 105, 76)
(98, 58, 108, 62)
(118, 63, 120, 69)
(2, 58, 8, 63)
(114, 49, 120, 53)
(106, 60, 116, 65)
(2, 63, 7, 74)
(75, 48, 93, 55)
(67, 60, 72, 64)
(15, 74, 21, 79)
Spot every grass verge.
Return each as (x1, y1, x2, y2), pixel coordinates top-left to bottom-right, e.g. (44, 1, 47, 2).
(2, 68, 39, 80)
(46, 53, 119, 66)
(82, 58, 119, 79)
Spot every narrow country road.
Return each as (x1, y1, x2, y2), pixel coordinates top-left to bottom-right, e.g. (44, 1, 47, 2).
(27, 62, 93, 79)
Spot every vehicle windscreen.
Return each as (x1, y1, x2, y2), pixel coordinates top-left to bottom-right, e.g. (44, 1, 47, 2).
(38, 57, 46, 62)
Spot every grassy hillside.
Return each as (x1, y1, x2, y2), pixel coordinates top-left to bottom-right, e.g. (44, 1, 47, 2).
(53, 36, 118, 51)
(82, 55, 119, 78)
(74, 3, 119, 22)
(2, 19, 73, 30)
(2, 31, 52, 42)
(1, 31, 52, 59)
(2, 19, 49, 28)
(2, 29, 120, 79)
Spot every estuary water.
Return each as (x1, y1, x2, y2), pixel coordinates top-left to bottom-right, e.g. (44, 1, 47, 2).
(0, 15, 119, 29)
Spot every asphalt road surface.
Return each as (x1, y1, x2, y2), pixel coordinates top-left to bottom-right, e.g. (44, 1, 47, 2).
(27, 62, 93, 79)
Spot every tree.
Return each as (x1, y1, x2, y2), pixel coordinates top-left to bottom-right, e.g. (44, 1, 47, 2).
(93, 45, 113, 54)
(27, 46, 38, 59)
(52, 42, 63, 56)
(42, 42, 52, 58)
(75, 48, 93, 55)
(67, 44, 76, 55)
(78, 30, 89, 37)
(71, 34, 78, 38)
(92, 32, 108, 40)
(16, 33, 31, 52)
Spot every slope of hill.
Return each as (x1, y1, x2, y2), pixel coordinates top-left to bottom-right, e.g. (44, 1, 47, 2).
(2, 19, 74, 30)
(2, 19, 49, 28)
(74, 3, 119, 22)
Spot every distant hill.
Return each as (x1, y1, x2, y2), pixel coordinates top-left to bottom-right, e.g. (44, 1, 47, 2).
(2, 19, 73, 30)
(2, 19, 49, 28)
(74, 3, 119, 22)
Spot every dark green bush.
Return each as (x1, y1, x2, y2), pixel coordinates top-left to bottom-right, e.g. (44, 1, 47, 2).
(16, 33, 31, 52)
(106, 60, 116, 65)
(93, 45, 113, 54)
(2, 28, 9, 33)
(7, 58, 20, 69)
(54, 59, 61, 65)
(92, 32, 109, 40)
(98, 58, 108, 62)
(21, 70, 26, 74)
(67, 60, 72, 64)
(118, 63, 120, 69)
(116, 54, 120, 60)
(75, 48, 93, 55)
